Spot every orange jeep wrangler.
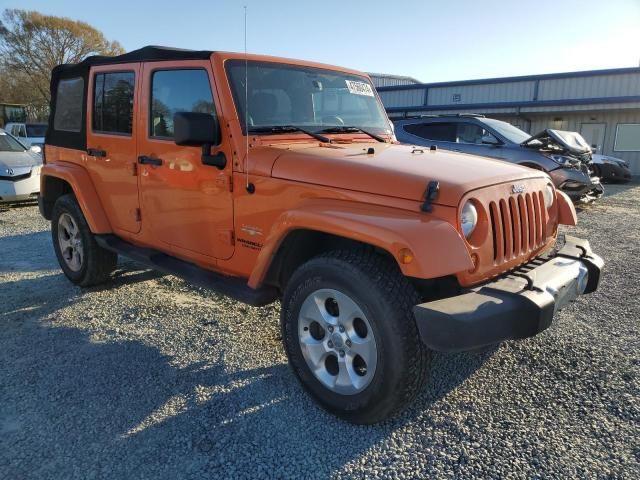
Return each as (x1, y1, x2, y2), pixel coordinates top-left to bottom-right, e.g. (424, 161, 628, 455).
(40, 46, 603, 424)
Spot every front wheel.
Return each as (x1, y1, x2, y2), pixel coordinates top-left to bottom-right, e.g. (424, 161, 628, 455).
(281, 249, 430, 424)
(51, 194, 117, 286)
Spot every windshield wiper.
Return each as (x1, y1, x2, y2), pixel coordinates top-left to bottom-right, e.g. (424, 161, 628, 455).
(319, 126, 386, 143)
(248, 125, 330, 143)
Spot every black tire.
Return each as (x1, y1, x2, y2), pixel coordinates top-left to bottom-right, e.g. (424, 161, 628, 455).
(281, 248, 430, 424)
(51, 194, 117, 287)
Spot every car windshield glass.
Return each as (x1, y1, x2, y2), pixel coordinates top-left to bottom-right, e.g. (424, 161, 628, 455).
(226, 60, 391, 136)
(481, 118, 531, 144)
(26, 124, 47, 137)
(0, 132, 26, 152)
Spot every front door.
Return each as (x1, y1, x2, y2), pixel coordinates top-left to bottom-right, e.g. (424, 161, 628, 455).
(86, 64, 142, 234)
(580, 123, 606, 153)
(137, 61, 234, 260)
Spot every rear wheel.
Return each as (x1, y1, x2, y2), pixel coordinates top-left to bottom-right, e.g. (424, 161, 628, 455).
(51, 194, 117, 286)
(281, 249, 430, 424)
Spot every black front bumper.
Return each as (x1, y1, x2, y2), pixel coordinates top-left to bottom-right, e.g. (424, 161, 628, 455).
(413, 235, 604, 352)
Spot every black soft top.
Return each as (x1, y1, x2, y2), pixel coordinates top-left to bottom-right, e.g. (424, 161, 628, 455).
(47, 46, 214, 151)
(51, 45, 214, 78)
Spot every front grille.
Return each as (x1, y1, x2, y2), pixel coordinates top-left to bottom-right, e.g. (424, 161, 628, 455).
(488, 191, 547, 263)
(0, 171, 31, 182)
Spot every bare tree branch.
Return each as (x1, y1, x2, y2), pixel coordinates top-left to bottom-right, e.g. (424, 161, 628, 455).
(0, 9, 125, 112)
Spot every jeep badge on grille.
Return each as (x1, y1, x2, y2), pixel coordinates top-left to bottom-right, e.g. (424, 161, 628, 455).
(512, 184, 526, 194)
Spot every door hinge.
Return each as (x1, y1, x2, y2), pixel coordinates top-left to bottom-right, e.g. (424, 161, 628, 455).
(134, 208, 142, 222)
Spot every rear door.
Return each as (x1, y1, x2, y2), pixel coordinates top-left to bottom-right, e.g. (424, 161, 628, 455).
(136, 61, 235, 260)
(86, 64, 142, 234)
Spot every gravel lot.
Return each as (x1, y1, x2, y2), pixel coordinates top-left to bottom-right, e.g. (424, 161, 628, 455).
(1, 185, 639, 479)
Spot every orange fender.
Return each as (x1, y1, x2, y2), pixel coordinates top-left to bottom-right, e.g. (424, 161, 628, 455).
(556, 190, 577, 226)
(41, 162, 112, 233)
(248, 200, 473, 288)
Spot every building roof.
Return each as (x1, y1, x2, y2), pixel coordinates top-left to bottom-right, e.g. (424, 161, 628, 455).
(377, 66, 640, 91)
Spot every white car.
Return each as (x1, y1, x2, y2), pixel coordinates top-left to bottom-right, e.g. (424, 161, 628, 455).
(4, 122, 47, 148)
(0, 129, 42, 203)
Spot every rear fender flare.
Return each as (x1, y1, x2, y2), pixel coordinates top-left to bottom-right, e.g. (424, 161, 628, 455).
(248, 201, 473, 288)
(41, 162, 112, 233)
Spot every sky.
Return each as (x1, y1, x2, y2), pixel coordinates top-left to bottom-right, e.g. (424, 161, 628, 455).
(1, 0, 639, 83)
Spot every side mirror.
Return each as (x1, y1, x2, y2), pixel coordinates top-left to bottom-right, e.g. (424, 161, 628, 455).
(173, 112, 226, 169)
(29, 145, 42, 154)
(481, 134, 500, 146)
(174, 112, 220, 146)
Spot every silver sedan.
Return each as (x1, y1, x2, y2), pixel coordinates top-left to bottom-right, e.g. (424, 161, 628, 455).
(0, 128, 42, 203)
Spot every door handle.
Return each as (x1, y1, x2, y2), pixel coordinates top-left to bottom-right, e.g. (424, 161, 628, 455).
(138, 155, 162, 166)
(87, 148, 106, 157)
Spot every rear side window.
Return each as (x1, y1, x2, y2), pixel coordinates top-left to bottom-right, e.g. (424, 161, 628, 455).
(93, 72, 135, 134)
(26, 124, 47, 137)
(403, 122, 457, 142)
(54, 77, 84, 132)
(150, 69, 215, 138)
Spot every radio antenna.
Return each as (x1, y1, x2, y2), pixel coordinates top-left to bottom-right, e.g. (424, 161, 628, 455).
(243, 5, 254, 193)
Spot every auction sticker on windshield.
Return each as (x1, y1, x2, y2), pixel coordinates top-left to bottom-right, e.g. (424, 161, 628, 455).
(345, 80, 374, 97)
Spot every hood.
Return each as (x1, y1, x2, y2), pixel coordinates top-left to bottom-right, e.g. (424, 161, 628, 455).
(268, 143, 546, 206)
(0, 151, 41, 170)
(521, 129, 592, 156)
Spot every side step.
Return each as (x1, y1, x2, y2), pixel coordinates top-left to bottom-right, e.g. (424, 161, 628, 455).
(95, 234, 278, 307)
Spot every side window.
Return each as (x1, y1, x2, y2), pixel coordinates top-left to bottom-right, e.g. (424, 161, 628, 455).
(54, 77, 84, 132)
(93, 72, 135, 134)
(457, 123, 490, 144)
(150, 69, 215, 138)
(403, 122, 457, 142)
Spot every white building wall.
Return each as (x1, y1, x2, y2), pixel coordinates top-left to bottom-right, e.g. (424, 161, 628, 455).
(538, 73, 640, 101)
(428, 81, 536, 105)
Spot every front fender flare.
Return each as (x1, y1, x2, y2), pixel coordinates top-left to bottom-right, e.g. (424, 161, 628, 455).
(41, 162, 112, 233)
(248, 200, 473, 288)
(556, 190, 577, 226)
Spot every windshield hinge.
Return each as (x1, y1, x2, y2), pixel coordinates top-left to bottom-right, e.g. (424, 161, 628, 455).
(421, 180, 440, 213)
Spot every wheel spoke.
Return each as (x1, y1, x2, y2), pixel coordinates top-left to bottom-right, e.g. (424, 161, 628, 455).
(334, 357, 358, 391)
(58, 236, 72, 250)
(300, 337, 328, 367)
(349, 337, 376, 365)
(300, 291, 337, 327)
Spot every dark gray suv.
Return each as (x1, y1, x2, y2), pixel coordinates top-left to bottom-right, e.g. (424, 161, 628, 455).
(393, 114, 603, 202)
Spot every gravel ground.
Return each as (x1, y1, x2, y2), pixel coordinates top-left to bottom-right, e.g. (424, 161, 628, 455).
(1, 185, 639, 479)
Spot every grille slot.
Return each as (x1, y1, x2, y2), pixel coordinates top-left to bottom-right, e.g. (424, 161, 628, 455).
(489, 191, 547, 263)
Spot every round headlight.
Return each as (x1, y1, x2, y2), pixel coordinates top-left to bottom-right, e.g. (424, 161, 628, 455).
(460, 201, 478, 238)
(544, 183, 555, 209)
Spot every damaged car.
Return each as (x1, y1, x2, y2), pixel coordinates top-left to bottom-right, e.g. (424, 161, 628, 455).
(589, 153, 632, 183)
(393, 115, 604, 202)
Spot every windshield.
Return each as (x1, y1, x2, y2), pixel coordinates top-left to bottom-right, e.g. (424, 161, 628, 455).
(481, 118, 531, 144)
(26, 124, 47, 137)
(226, 60, 391, 135)
(0, 132, 27, 152)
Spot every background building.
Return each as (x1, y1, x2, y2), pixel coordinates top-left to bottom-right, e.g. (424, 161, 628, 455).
(373, 68, 640, 174)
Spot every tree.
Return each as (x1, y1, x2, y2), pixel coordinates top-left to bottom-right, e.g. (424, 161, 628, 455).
(0, 9, 124, 118)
